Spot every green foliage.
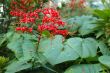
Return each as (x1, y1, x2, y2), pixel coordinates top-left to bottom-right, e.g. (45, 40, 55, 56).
(94, 9, 110, 39)
(4, 33, 45, 73)
(65, 15, 97, 35)
(1, 0, 110, 73)
(101, 0, 110, 9)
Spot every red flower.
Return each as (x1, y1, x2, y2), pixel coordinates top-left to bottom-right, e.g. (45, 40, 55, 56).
(15, 27, 21, 31)
(28, 28, 33, 32)
(56, 20, 65, 26)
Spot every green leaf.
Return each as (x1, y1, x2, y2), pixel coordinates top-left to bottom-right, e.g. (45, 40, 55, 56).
(101, 0, 105, 4)
(22, 34, 37, 41)
(96, 31, 104, 38)
(22, 39, 37, 59)
(66, 15, 97, 35)
(64, 64, 103, 73)
(99, 55, 110, 68)
(94, 9, 110, 20)
(5, 58, 32, 73)
(8, 33, 21, 42)
(0, 35, 6, 47)
(42, 30, 50, 37)
(98, 41, 110, 55)
(6, 34, 40, 73)
(0, 32, 14, 47)
(39, 35, 78, 65)
(39, 35, 67, 65)
(65, 18, 80, 32)
(6, 31, 14, 39)
(39, 35, 98, 65)
(78, 16, 97, 35)
(7, 37, 23, 59)
(66, 37, 98, 58)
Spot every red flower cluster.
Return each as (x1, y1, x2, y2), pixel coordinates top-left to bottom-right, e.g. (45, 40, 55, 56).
(38, 8, 68, 36)
(10, 9, 41, 23)
(16, 27, 33, 33)
(10, 0, 40, 23)
(10, 0, 68, 36)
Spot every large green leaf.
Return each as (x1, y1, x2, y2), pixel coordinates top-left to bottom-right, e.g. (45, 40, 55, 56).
(39, 35, 98, 65)
(78, 15, 97, 35)
(99, 55, 110, 68)
(7, 33, 37, 59)
(39, 35, 77, 65)
(7, 34, 23, 59)
(5, 58, 32, 73)
(66, 15, 97, 35)
(6, 33, 38, 73)
(39, 35, 72, 65)
(64, 64, 103, 73)
(66, 37, 98, 58)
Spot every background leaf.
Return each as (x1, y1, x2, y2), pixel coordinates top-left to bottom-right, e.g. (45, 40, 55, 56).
(66, 15, 97, 35)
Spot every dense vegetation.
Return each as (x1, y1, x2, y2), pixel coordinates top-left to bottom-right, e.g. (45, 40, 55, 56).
(0, 0, 110, 73)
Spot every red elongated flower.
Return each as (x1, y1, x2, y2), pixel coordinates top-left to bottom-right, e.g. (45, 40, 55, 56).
(56, 20, 65, 26)
(15, 26, 33, 33)
(34, 9, 42, 13)
(28, 28, 33, 32)
(21, 27, 27, 32)
(20, 17, 35, 23)
(38, 24, 57, 32)
(15, 27, 21, 31)
(55, 30, 68, 36)
(42, 8, 59, 17)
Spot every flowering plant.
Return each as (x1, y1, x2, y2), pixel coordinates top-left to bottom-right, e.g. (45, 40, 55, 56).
(1, 0, 110, 73)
